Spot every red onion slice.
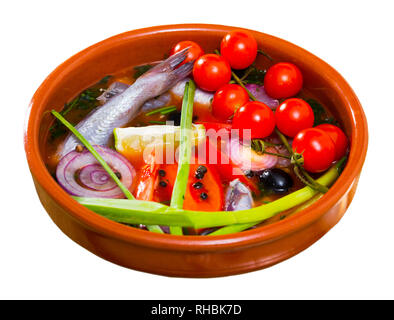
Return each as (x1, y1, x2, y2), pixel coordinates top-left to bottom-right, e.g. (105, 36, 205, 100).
(245, 84, 279, 110)
(56, 146, 136, 198)
(228, 139, 278, 171)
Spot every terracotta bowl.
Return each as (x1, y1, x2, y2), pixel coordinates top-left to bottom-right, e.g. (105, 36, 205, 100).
(24, 24, 368, 277)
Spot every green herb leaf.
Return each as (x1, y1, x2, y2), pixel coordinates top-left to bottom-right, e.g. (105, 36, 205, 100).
(307, 98, 338, 126)
(133, 64, 153, 79)
(236, 65, 266, 85)
(49, 75, 111, 140)
(145, 105, 177, 116)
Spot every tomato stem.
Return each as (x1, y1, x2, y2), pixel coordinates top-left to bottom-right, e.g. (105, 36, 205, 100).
(217, 49, 329, 193)
(275, 128, 329, 193)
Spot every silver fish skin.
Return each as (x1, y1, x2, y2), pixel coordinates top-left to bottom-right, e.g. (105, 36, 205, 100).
(97, 81, 171, 113)
(224, 179, 254, 211)
(98, 77, 213, 113)
(96, 82, 129, 103)
(170, 77, 213, 105)
(58, 48, 193, 158)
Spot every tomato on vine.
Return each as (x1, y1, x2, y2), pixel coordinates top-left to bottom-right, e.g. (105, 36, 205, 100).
(220, 30, 258, 70)
(275, 98, 314, 137)
(170, 40, 204, 66)
(212, 84, 250, 121)
(315, 124, 348, 160)
(232, 101, 275, 139)
(292, 128, 335, 173)
(192, 54, 232, 91)
(264, 62, 303, 99)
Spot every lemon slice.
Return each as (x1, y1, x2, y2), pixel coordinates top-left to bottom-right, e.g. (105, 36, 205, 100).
(114, 124, 206, 165)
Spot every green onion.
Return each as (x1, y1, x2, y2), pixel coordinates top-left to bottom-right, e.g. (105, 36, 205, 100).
(169, 80, 196, 235)
(73, 157, 346, 232)
(51, 110, 163, 234)
(145, 105, 177, 116)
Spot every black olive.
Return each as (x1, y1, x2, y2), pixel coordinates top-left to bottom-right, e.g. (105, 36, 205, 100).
(158, 169, 166, 177)
(167, 111, 181, 126)
(258, 168, 293, 193)
(245, 170, 254, 178)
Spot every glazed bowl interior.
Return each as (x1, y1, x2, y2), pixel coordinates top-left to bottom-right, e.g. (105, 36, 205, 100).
(26, 24, 367, 250)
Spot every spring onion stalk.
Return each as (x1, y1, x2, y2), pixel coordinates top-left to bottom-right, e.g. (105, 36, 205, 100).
(169, 80, 196, 235)
(73, 157, 346, 232)
(51, 110, 163, 234)
(209, 192, 325, 236)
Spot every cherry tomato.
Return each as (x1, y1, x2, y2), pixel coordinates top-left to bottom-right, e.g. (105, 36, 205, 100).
(275, 98, 314, 137)
(316, 124, 348, 160)
(232, 101, 275, 139)
(292, 128, 335, 173)
(220, 30, 258, 69)
(192, 54, 231, 91)
(212, 84, 250, 120)
(154, 162, 224, 212)
(264, 62, 303, 99)
(170, 40, 204, 66)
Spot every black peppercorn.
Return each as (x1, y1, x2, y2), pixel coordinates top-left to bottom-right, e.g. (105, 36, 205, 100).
(159, 181, 167, 187)
(192, 182, 203, 189)
(195, 165, 207, 179)
(200, 192, 208, 200)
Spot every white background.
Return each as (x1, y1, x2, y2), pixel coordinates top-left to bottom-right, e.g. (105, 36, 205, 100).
(1, 0, 393, 299)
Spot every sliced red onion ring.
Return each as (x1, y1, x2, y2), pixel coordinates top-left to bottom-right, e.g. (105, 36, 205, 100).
(245, 84, 279, 110)
(274, 145, 292, 167)
(228, 139, 278, 171)
(56, 146, 136, 198)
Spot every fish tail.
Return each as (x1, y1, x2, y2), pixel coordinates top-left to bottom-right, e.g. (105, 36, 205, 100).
(165, 47, 190, 69)
(146, 47, 191, 74)
(172, 61, 194, 79)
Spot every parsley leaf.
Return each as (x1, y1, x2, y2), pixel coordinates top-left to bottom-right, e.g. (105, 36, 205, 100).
(307, 98, 337, 126)
(49, 75, 111, 140)
(133, 64, 153, 79)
